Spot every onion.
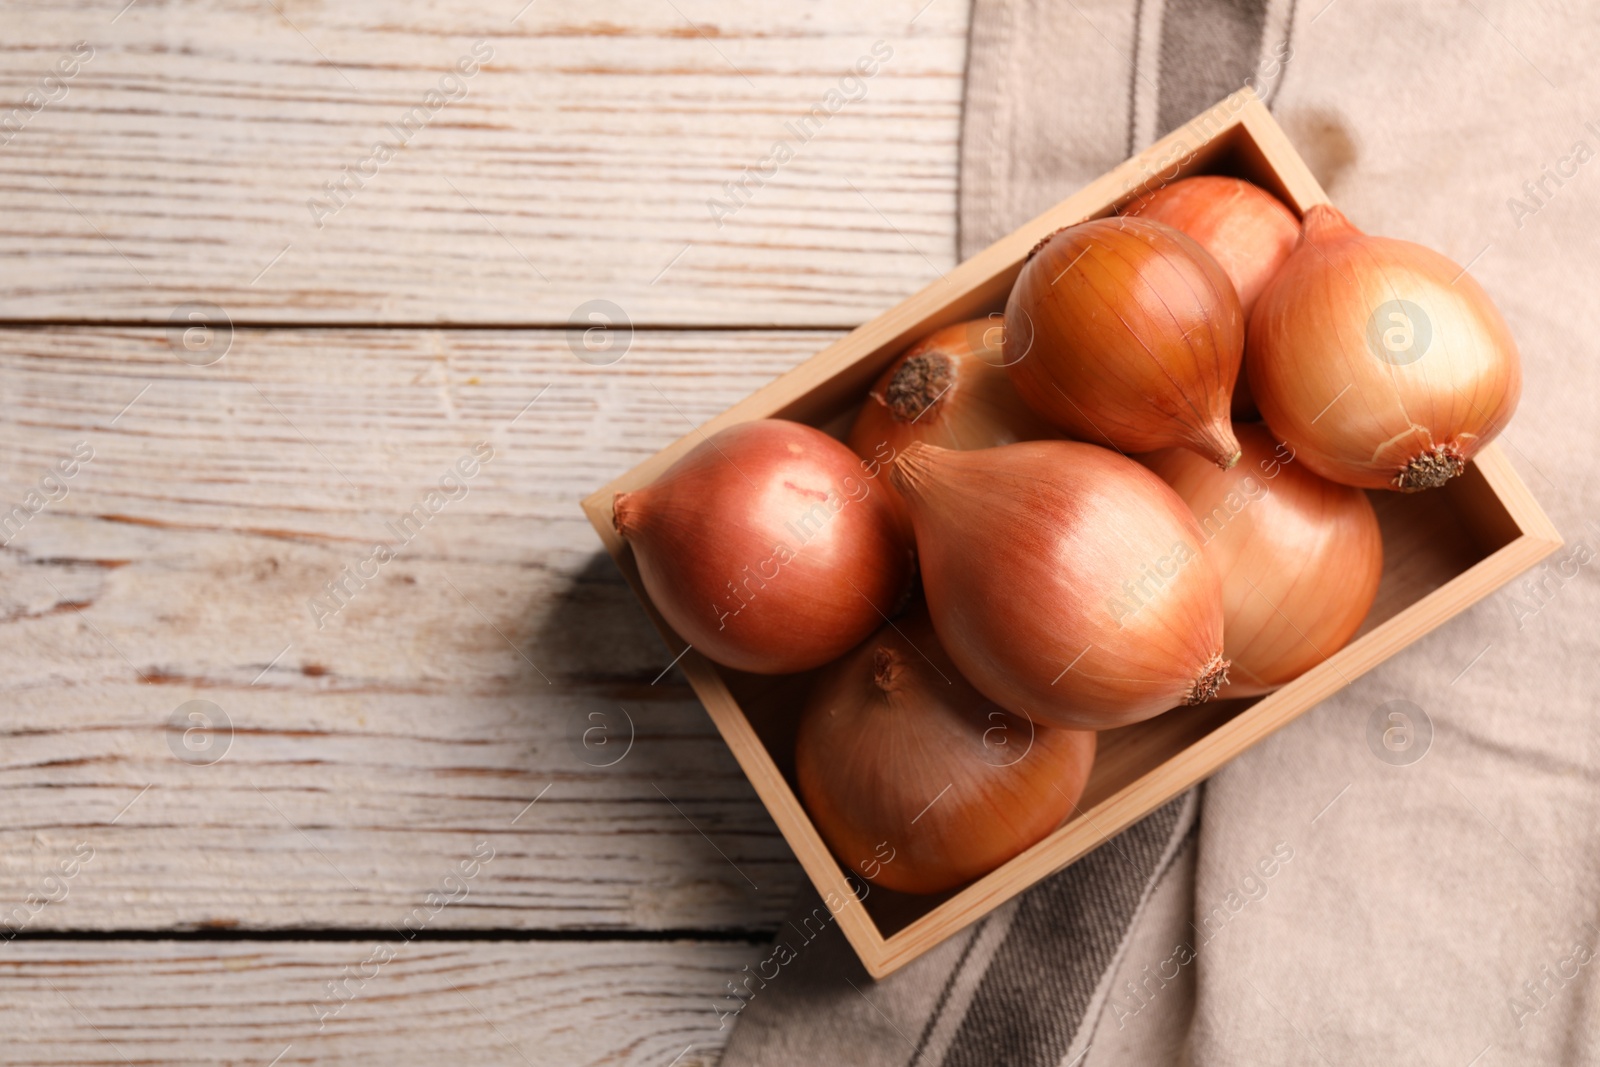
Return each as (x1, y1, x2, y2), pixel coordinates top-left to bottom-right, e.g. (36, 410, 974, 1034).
(847, 319, 1055, 462)
(613, 419, 912, 675)
(1121, 176, 1301, 419)
(795, 610, 1096, 895)
(1004, 216, 1245, 468)
(847, 320, 1056, 531)
(1121, 177, 1300, 319)
(890, 440, 1227, 729)
(1141, 422, 1383, 696)
(1247, 205, 1522, 491)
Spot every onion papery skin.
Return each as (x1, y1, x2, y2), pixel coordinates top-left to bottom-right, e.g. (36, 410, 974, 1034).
(1247, 204, 1522, 491)
(848, 319, 1057, 460)
(847, 320, 1057, 531)
(1004, 216, 1245, 468)
(1121, 176, 1300, 320)
(1121, 176, 1300, 420)
(795, 611, 1097, 895)
(1141, 422, 1383, 697)
(613, 419, 912, 675)
(890, 440, 1227, 729)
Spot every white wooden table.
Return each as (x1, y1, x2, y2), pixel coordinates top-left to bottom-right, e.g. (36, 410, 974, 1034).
(0, 2, 969, 1062)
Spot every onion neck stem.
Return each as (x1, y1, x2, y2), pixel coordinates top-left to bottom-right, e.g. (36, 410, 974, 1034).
(1191, 421, 1243, 470)
(1301, 203, 1358, 244)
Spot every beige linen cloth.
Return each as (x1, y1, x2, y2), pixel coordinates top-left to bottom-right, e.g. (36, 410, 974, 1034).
(724, 1, 1600, 1063)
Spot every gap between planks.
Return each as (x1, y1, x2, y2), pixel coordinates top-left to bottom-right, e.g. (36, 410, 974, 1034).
(1, 928, 778, 944)
(0, 320, 835, 332)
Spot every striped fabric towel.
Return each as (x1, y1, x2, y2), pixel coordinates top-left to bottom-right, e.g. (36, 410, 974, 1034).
(719, 793, 1196, 1066)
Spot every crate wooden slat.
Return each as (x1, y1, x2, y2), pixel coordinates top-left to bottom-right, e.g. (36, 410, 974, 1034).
(581, 87, 1562, 978)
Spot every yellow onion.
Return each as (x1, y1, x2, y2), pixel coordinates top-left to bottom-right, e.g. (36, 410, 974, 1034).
(795, 610, 1096, 895)
(848, 319, 1056, 461)
(1122, 176, 1300, 319)
(1004, 216, 1245, 468)
(1248, 205, 1522, 491)
(1141, 423, 1383, 696)
(1121, 176, 1301, 419)
(613, 419, 911, 674)
(890, 440, 1226, 729)
(847, 320, 1056, 531)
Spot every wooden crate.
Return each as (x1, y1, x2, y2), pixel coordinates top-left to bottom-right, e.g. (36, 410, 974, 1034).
(580, 86, 1562, 978)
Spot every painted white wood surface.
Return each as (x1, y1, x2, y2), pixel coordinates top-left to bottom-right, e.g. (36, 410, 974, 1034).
(0, 326, 865, 931)
(1, 1, 975, 1058)
(0, 0, 966, 324)
(0, 939, 766, 1066)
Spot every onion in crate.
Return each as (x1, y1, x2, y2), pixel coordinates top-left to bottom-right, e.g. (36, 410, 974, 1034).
(1004, 216, 1245, 468)
(1120, 175, 1301, 419)
(1121, 176, 1300, 319)
(848, 319, 1056, 532)
(889, 440, 1227, 728)
(1248, 205, 1522, 491)
(612, 419, 911, 675)
(1141, 422, 1383, 696)
(795, 610, 1096, 896)
(848, 319, 1055, 460)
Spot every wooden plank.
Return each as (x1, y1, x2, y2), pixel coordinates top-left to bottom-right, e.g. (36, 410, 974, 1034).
(0, 326, 848, 930)
(0, 939, 757, 1065)
(0, 0, 966, 325)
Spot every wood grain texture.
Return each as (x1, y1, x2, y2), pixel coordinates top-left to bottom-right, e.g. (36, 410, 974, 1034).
(0, 2, 970, 1054)
(0, 939, 761, 1066)
(0, 0, 966, 325)
(0, 326, 853, 930)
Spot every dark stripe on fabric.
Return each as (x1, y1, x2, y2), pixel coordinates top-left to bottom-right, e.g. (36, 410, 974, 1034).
(909, 916, 990, 1067)
(1156, 0, 1271, 136)
(1125, 0, 1149, 158)
(939, 795, 1191, 1067)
